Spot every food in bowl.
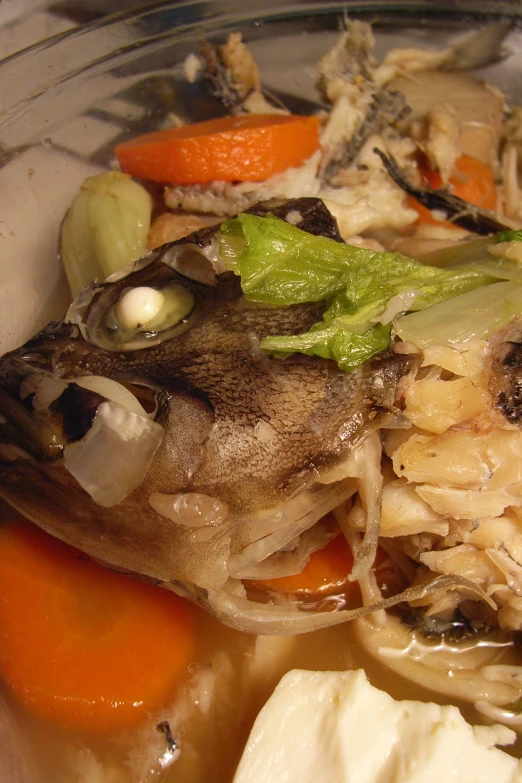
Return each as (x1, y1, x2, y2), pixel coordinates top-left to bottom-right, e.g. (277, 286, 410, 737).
(1, 11, 522, 782)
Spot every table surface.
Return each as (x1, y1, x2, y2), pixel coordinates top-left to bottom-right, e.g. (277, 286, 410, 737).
(0, 1, 160, 61)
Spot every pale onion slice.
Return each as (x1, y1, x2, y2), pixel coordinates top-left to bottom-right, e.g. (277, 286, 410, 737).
(64, 401, 163, 507)
(75, 375, 148, 417)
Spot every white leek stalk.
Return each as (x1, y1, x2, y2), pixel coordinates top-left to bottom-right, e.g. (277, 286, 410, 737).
(60, 171, 153, 297)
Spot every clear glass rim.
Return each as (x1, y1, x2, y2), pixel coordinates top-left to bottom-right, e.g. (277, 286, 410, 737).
(0, 0, 520, 131)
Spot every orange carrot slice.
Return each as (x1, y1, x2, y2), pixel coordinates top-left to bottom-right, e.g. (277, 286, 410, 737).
(115, 114, 321, 184)
(0, 520, 194, 733)
(246, 534, 356, 599)
(246, 535, 404, 600)
(409, 154, 497, 226)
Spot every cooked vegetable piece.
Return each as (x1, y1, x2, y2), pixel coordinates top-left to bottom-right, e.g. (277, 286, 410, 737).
(410, 155, 497, 226)
(395, 280, 522, 348)
(60, 171, 153, 297)
(246, 536, 403, 600)
(0, 520, 194, 733)
(388, 71, 504, 171)
(220, 213, 495, 371)
(247, 534, 357, 598)
(115, 114, 321, 185)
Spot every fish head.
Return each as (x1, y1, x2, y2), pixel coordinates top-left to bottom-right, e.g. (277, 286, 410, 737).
(0, 199, 415, 624)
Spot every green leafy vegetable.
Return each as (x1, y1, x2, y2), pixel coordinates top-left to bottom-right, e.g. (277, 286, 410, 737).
(495, 229, 522, 244)
(219, 214, 496, 372)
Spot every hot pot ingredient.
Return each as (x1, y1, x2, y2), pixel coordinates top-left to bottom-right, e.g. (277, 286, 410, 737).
(409, 155, 498, 226)
(60, 171, 153, 297)
(0, 199, 419, 637)
(247, 533, 358, 599)
(0, 519, 194, 733)
(233, 669, 522, 783)
(114, 114, 321, 185)
(246, 534, 404, 602)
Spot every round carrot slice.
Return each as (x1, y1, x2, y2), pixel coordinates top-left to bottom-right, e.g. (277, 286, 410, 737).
(115, 114, 321, 184)
(0, 520, 194, 733)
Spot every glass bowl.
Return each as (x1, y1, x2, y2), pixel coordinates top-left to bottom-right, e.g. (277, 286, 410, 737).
(0, 0, 521, 355)
(1, 2, 522, 780)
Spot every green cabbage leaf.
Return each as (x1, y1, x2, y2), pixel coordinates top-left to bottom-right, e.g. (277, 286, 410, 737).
(219, 213, 496, 372)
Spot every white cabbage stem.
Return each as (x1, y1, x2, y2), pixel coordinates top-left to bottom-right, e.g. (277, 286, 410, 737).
(60, 171, 152, 297)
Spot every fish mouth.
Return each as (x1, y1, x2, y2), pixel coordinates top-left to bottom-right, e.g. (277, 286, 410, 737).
(0, 354, 165, 508)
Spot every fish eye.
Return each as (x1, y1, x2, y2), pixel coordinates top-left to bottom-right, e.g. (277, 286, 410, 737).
(105, 284, 195, 337)
(72, 271, 215, 352)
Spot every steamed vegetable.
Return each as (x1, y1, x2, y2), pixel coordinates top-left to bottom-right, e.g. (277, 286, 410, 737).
(246, 535, 402, 600)
(247, 534, 358, 599)
(220, 213, 495, 371)
(60, 171, 153, 297)
(0, 519, 194, 733)
(115, 114, 321, 184)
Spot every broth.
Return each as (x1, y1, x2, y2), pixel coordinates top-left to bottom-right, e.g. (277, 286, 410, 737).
(1, 498, 519, 782)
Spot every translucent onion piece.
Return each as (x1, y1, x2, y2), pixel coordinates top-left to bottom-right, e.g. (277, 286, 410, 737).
(64, 401, 163, 506)
(75, 376, 147, 417)
(199, 574, 495, 635)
